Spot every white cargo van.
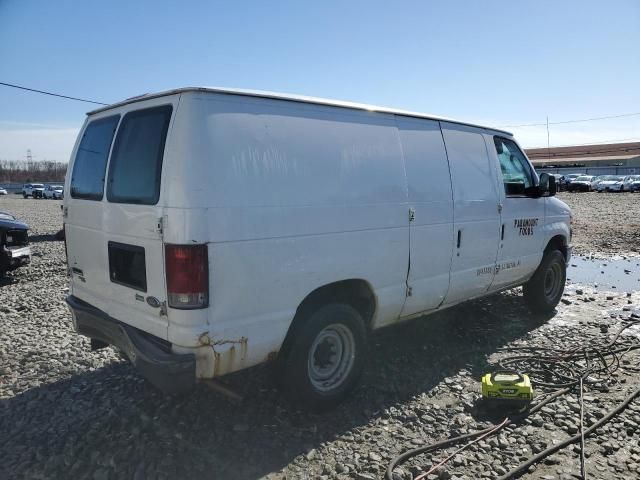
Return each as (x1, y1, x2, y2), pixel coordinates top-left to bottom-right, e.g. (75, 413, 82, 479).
(64, 88, 572, 409)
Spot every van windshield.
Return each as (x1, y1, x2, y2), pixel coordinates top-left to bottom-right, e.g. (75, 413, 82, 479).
(107, 105, 172, 205)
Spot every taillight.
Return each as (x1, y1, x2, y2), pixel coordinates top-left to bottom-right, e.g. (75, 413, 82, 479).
(165, 244, 209, 309)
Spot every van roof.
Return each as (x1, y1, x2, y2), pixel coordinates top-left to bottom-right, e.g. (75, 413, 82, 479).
(88, 87, 513, 136)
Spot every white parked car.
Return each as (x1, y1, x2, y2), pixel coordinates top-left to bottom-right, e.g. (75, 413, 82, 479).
(0, 188, 7, 195)
(622, 175, 640, 192)
(590, 175, 606, 190)
(567, 175, 595, 192)
(43, 184, 64, 199)
(22, 183, 45, 198)
(596, 175, 625, 192)
(64, 87, 572, 409)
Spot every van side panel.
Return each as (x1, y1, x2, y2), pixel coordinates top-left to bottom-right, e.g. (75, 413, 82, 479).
(440, 122, 501, 305)
(395, 115, 454, 317)
(163, 93, 410, 371)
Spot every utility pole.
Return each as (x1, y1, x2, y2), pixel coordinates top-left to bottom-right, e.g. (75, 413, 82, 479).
(546, 116, 550, 160)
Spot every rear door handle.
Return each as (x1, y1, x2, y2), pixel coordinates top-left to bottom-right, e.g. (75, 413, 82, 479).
(501, 224, 505, 241)
(457, 229, 462, 248)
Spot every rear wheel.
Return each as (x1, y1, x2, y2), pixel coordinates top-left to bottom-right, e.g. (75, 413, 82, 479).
(523, 250, 566, 314)
(280, 303, 366, 411)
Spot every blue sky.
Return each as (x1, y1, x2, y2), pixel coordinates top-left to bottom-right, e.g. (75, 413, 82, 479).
(1, 0, 639, 161)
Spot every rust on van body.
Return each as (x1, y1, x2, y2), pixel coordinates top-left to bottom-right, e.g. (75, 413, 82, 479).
(210, 336, 248, 377)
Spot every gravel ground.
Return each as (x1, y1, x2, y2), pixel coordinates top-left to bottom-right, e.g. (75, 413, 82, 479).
(1, 195, 639, 480)
(557, 191, 640, 256)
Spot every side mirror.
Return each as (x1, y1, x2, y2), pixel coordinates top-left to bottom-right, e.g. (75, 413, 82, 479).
(538, 173, 556, 197)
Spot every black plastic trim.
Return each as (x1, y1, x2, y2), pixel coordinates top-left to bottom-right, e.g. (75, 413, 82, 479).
(66, 295, 195, 394)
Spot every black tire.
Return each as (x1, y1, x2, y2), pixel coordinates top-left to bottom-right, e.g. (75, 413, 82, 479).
(523, 250, 566, 314)
(280, 303, 366, 411)
(23, 194, 28, 198)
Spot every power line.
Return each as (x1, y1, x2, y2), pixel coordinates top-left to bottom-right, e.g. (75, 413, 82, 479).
(0, 81, 109, 106)
(499, 111, 640, 128)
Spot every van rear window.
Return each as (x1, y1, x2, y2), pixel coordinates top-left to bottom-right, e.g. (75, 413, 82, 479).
(107, 105, 172, 205)
(71, 115, 120, 200)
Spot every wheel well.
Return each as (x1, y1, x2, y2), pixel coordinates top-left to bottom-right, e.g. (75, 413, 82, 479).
(545, 235, 568, 260)
(278, 279, 376, 359)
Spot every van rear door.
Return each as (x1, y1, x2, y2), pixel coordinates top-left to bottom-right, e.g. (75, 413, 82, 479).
(65, 100, 176, 340)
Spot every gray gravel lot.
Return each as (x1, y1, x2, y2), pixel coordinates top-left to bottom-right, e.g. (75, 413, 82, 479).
(1, 195, 640, 480)
(557, 191, 640, 255)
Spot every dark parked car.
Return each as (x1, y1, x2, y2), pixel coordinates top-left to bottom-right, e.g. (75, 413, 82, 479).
(562, 173, 584, 190)
(0, 211, 30, 276)
(551, 174, 565, 191)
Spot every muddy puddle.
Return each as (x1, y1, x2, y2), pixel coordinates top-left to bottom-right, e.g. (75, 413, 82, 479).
(567, 256, 640, 292)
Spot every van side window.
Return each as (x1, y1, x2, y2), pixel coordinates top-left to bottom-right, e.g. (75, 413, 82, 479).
(70, 115, 120, 200)
(493, 137, 534, 196)
(107, 105, 172, 205)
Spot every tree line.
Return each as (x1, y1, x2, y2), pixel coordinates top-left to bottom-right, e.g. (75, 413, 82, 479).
(0, 160, 67, 183)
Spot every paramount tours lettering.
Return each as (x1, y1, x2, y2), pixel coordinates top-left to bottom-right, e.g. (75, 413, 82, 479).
(514, 218, 538, 236)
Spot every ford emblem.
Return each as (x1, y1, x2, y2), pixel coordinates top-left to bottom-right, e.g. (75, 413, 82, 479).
(146, 296, 161, 308)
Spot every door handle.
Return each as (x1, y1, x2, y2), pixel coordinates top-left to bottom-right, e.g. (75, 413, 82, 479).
(457, 229, 462, 248)
(501, 224, 505, 241)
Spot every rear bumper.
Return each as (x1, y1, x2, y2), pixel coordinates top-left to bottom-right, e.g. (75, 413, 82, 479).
(66, 295, 195, 394)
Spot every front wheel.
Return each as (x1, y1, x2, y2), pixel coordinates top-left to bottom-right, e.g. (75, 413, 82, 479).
(523, 250, 566, 314)
(280, 303, 366, 411)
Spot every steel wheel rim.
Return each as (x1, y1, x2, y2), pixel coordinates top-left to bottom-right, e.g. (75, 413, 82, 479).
(544, 261, 563, 301)
(307, 323, 355, 392)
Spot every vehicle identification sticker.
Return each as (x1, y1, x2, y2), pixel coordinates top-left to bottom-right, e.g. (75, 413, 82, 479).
(477, 259, 521, 276)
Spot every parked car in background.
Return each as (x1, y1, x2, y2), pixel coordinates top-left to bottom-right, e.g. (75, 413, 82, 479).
(551, 174, 565, 191)
(0, 211, 30, 276)
(591, 175, 606, 190)
(0, 188, 7, 195)
(22, 183, 45, 198)
(43, 185, 64, 199)
(563, 173, 584, 189)
(622, 175, 640, 192)
(567, 175, 595, 192)
(596, 175, 625, 192)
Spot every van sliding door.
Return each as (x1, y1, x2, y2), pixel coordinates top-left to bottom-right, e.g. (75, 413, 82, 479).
(440, 123, 501, 305)
(396, 116, 454, 317)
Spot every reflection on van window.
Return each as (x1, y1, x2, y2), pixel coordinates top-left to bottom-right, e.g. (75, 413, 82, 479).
(70, 115, 120, 200)
(494, 137, 534, 196)
(107, 105, 172, 205)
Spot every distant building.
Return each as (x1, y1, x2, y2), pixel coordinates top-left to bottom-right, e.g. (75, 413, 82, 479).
(525, 142, 640, 168)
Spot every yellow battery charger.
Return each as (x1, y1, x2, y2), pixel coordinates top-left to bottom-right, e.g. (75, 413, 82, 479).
(481, 370, 534, 405)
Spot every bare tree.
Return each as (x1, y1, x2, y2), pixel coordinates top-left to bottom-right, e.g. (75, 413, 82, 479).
(0, 160, 68, 183)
